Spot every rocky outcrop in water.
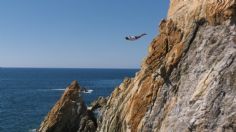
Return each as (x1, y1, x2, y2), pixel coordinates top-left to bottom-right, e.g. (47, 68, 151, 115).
(38, 81, 97, 132)
(39, 0, 236, 132)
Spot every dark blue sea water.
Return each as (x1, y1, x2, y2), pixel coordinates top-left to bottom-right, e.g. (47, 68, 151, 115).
(0, 68, 138, 132)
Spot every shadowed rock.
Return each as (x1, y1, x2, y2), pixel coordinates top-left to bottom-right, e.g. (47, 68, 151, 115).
(89, 97, 107, 112)
(38, 81, 96, 132)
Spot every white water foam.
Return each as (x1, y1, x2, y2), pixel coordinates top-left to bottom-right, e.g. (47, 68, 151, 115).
(82, 89, 93, 94)
(29, 129, 36, 132)
(50, 88, 93, 93)
(51, 89, 65, 91)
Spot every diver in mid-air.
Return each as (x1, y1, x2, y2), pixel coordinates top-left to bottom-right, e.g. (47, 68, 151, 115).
(125, 33, 147, 41)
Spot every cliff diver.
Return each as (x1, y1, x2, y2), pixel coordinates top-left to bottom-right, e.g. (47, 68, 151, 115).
(125, 33, 147, 41)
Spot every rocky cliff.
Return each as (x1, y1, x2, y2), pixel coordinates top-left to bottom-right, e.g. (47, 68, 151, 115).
(38, 81, 97, 132)
(98, 0, 236, 131)
(38, 0, 236, 132)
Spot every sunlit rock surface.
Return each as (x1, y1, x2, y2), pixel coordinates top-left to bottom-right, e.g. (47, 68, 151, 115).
(38, 81, 96, 132)
(98, 0, 236, 131)
(38, 0, 236, 132)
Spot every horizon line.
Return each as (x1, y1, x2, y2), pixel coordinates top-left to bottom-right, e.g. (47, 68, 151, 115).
(0, 66, 140, 70)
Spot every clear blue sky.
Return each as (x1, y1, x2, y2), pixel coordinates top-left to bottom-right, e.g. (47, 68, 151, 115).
(0, 0, 170, 68)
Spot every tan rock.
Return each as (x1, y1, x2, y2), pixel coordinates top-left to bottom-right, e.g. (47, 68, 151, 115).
(98, 1, 236, 132)
(38, 81, 96, 132)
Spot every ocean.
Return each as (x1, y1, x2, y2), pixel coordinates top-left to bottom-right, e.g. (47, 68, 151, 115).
(0, 68, 138, 132)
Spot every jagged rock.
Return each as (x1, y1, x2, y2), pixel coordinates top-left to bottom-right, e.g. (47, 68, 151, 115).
(80, 87, 88, 93)
(168, 0, 236, 31)
(38, 81, 96, 132)
(89, 96, 107, 112)
(97, 1, 236, 132)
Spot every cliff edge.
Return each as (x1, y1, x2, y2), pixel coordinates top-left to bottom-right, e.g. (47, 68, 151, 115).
(98, 0, 236, 131)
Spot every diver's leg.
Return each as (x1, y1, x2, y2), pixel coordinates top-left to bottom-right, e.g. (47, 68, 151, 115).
(135, 36, 141, 39)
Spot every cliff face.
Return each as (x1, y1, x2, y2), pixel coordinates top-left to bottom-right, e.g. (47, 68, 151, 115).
(98, 0, 236, 132)
(38, 0, 236, 132)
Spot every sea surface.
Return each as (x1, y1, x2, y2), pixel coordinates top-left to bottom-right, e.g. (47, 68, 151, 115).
(0, 68, 138, 132)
